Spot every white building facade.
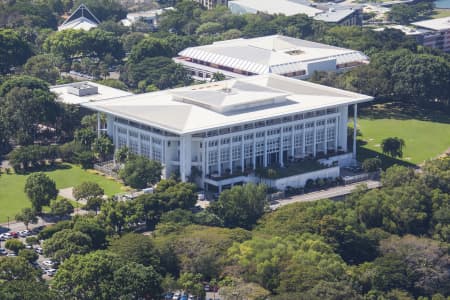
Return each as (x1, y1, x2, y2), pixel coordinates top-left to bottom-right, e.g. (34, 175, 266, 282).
(82, 75, 372, 190)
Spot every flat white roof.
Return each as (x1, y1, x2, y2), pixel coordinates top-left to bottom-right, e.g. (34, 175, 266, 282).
(51, 82, 133, 105)
(314, 8, 357, 23)
(373, 24, 429, 35)
(229, 0, 322, 17)
(82, 74, 373, 135)
(412, 17, 450, 31)
(178, 35, 369, 75)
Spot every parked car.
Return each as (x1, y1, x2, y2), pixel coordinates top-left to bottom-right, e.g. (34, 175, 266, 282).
(35, 247, 44, 254)
(180, 295, 188, 300)
(42, 260, 57, 267)
(172, 292, 181, 300)
(0, 233, 12, 240)
(19, 230, 30, 237)
(0, 248, 7, 255)
(9, 232, 18, 238)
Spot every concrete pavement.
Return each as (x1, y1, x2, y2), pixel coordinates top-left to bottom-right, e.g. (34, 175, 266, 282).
(270, 180, 381, 210)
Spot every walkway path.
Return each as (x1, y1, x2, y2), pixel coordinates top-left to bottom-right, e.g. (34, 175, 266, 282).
(270, 180, 381, 210)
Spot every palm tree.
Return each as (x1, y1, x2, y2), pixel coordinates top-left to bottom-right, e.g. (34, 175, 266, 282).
(381, 137, 405, 158)
(211, 72, 226, 82)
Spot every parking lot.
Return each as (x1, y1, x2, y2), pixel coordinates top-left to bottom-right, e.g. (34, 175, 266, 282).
(0, 227, 58, 280)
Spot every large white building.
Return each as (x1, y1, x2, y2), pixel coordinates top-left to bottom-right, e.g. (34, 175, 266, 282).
(174, 35, 369, 81)
(412, 17, 450, 52)
(82, 74, 372, 191)
(228, 0, 322, 17)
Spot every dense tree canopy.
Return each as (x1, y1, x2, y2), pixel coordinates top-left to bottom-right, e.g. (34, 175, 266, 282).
(209, 183, 267, 229)
(52, 251, 162, 299)
(119, 155, 163, 189)
(0, 29, 33, 74)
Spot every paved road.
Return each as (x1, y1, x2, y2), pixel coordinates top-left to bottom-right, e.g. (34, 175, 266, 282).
(270, 180, 381, 210)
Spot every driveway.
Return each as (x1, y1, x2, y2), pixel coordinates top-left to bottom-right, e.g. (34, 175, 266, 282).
(270, 180, 381, 210)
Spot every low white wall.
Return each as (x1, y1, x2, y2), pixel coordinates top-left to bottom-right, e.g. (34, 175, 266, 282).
(257, 166, 340, 190)
(319, 153, 354, 167)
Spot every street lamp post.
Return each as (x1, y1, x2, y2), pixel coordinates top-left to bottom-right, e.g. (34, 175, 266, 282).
(7, 216, 9, 229)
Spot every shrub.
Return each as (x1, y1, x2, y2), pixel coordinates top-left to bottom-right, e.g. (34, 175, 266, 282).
(5, 239, 25, 253)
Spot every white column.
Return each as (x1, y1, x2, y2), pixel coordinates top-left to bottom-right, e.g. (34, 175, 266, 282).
(324, 119, 328, 155)
(126, 128, 130, 147)
(180, 135, 192, 182)
(138, 132, 142, 155)
(252, 136, 256, 169)
(313, 121, 317, 157)
(203, 141, 207, 181)
(339, 106, 348, 152)
(240, 135, 244, 171)
(229, 141, 232, 174)
(353, 104, 357, 159)
(335, 116, 339, 152)
(302, 128, 306, 157)
(291, 130, 295, 158)
(280, 129, 284, 167)
(263, 130, 268, 167)
(218, 139, 222, 175)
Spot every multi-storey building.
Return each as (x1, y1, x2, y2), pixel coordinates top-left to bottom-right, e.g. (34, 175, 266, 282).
(82, 74, 372, 191)
(412, 17, 450, 52)
(174, 35, 369, 81)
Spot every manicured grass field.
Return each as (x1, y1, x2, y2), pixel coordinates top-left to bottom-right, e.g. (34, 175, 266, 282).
(355, 104, 450, 168)
(432, 9, 450, 19)
(0, 163, 124, 223)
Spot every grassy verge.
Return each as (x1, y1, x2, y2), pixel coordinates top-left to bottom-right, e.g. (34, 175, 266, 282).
(432, 9, 450, 19)
(0, 163, 124, 223)
(355, 103, 450, 168)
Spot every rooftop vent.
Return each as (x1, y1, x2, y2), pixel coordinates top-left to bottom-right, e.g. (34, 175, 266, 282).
(67, 83, 98, 97)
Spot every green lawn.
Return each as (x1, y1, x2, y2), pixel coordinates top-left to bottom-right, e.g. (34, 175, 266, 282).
(354, 104, 450, 168)
(0, 163, 124, 223)
(432, 9, 450, 19)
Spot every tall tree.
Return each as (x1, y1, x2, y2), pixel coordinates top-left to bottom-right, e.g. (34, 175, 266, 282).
(0, 29, 32, 74)
(24, 54, 60, 84)
(119, 156, 162, 189)
(209, 183, 267, 229)
(43, 229, 93, 262)
(24, 173, 58, 213)
(72, 182, 104, 201)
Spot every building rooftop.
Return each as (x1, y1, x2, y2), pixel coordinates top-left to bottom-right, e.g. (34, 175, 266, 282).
(314, 7, 357, 23)
(412, 17, 450, 31)
(51, 82, 133, 105)
(373, 24, 429, 35)
(58, 4, 100, 31)
(82, 74, 373, 135)
(177, 35, 369, 75)
(228, 0, 322, 17)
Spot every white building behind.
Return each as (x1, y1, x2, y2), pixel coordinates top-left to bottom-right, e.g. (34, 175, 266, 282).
(412, 17, 450, 52)
(174, 35, 369, 81)
(58, 4, 100, 31)
(82, 74, 372, 191)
